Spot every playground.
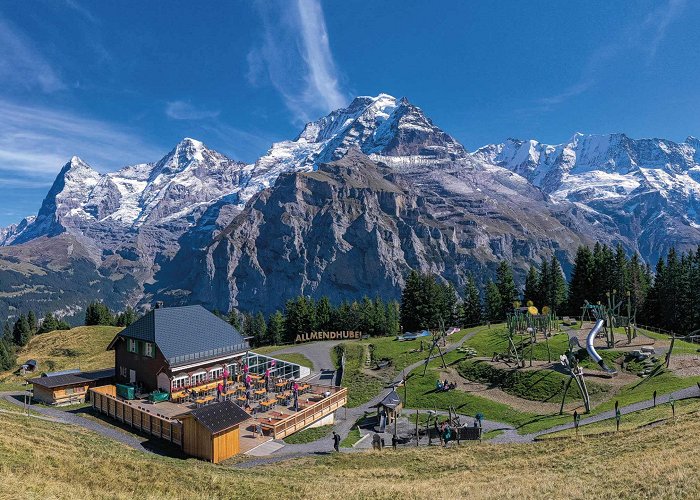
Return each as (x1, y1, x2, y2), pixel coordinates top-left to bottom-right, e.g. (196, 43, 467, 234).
(310, 296, 700, 452)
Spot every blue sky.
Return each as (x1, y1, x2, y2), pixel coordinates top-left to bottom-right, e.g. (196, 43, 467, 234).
(0, 0, 698, 226)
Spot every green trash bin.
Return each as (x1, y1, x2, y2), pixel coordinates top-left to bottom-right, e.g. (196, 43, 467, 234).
(116, 383, 135, 400)
(149, 390, 169, 403)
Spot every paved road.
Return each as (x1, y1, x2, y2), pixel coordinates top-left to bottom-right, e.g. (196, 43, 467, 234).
(269, 340, 343, 385)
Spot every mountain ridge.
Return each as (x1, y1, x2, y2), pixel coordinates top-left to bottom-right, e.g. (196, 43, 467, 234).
(0, 93, 698, 320)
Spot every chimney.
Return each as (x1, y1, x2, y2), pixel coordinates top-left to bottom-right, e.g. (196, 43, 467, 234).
(155, 301, 164, 309)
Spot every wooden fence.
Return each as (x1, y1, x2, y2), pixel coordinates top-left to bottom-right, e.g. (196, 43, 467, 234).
(263, 386, 348, 440)
(90, 386, 183, 446)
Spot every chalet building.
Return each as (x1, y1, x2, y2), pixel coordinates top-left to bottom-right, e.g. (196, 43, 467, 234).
(107, 304, 249, 395)
(28, 368, 114, 405)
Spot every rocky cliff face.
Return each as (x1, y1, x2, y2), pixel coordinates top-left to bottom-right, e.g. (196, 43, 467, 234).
(1, 94, 698, 321)
(152, 149, 608, 314)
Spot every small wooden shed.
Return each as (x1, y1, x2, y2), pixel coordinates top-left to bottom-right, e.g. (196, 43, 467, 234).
(181, 401, 250, 463)
(28, 368, 114, 406)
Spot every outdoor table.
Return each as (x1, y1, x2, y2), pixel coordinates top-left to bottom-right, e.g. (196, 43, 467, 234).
(259, 400, 275, 410)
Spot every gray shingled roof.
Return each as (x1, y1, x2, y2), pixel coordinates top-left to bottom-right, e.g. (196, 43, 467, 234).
(378, 390, 402, 410)
(188, 401, 250, 434)
(28, 368, 114, 389)
(111, 305, 248, 368)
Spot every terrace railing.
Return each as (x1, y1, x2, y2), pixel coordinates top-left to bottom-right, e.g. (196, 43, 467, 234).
(90, 386, 183, 446)
(263, 385, 348, 440)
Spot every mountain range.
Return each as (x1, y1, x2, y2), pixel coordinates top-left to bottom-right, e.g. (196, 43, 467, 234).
(1, 94, 698, 321)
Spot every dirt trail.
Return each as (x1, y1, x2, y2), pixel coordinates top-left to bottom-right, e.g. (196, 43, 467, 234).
(437, 366, 586, 414)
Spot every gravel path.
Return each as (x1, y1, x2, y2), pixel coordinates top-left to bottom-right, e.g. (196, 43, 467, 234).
(1, 391, 153, 453)
(489, 384, 700, 443)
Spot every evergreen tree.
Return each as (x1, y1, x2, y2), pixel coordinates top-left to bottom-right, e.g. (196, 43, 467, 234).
(267, 311, 285, 345)
(627, 253, 649, 313)
(523, 266, 538, 306)
(27, 310, 37, 334)
(2, 321, 11, 342)
(38, 312, 59, 334)
(485, 280, 502, 322)
(547, 256, 568, 316)
(13, 314, 32, 346)
(241, 312, 255, 341)
(227, 309, 241, 330)
(0, 339, 16, 371)
(114, 307, 137, 327)
(496, 261, 518, 317)
(252, 312, 267, 346)
(400, 270, 422, 331)
(315, 296, 333, 331)
(535, 259, 550, 308)
(385, 300, 401, 336)
(84, 301, 113, 326)
(567, 246, 595, 315)
(56, 319, 71, 331)
(462, 274, 482, 326)
(283, 296, 314, 341)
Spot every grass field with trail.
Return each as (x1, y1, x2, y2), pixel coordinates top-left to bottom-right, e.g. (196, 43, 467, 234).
(0, 326, 121, 391)
(334, 325, 491, 408)
(2, 401, 700, 499)
(539, 398, 700, 440)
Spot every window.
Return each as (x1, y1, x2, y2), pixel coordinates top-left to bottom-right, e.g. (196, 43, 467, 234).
(209, 367, 223, 381)
(190, 371, 206, 386)
(145, 342, 154, 358)
(127, 338, 137, 353)
(119, 366, 127, 378)
(172, 375, 188, 390)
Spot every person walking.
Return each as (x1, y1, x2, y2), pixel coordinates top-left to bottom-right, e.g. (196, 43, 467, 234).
(332, 431, 341, 452)
(372, 433, 381, 451)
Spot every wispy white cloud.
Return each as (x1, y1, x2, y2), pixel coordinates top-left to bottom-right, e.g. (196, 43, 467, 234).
(165, 100, 221, 120)
(247, 0, 347, 123)
(64, 0, 100, 25)
(537, 0, 686, 109)
(0, 100, 164, 182)
(0, 16, 64, 93)
(645, 0, 686, 61)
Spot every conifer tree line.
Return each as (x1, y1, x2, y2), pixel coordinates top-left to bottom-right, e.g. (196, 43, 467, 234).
(84, 301, 138, 327)
(221, 295, 401, 347)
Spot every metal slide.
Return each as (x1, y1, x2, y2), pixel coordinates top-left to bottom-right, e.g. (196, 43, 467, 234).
(586, 319, 617, 375)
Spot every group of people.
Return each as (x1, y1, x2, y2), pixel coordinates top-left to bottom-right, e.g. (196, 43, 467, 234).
(435, 379, 456, 391)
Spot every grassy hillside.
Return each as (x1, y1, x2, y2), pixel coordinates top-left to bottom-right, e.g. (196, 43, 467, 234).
(0, 326, 120, 390)
(2, 401, 700, 499)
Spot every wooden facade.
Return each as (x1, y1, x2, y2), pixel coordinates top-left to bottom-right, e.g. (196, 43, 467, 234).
(90, 386, 183, 446)
(33, 382, 89, 405)
(182, 416, 240, 463)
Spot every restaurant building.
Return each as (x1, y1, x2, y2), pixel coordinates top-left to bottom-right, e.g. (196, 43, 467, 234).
(107, 304, 308, 398)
